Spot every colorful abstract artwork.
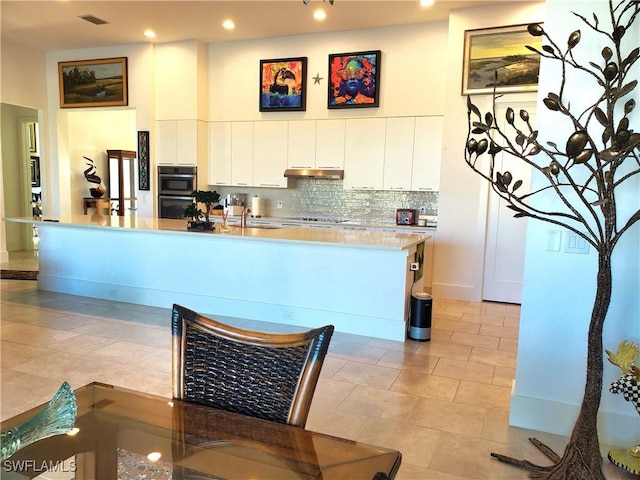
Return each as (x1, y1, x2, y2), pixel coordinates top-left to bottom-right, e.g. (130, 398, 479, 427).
(259, 57, 307, 112)
(328, 50, 381, 109)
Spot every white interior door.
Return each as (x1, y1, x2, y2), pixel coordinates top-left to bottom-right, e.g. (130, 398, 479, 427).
(482, 101, 535, 304)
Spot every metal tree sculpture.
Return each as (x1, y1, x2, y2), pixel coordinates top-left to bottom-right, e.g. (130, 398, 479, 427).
(464, 1, 639, 478)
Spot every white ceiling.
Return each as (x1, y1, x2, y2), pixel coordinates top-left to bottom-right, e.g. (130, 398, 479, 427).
(1, 0, 505, 52)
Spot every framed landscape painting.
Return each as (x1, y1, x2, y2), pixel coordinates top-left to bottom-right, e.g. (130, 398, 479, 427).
(462, 24, 542, 95)
(58, 57, 128, 108)
(259, 57, 307, 112)
(328, 50, 380, 109)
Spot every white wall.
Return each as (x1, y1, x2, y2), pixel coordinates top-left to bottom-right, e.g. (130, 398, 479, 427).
(1, 38, 47, 109)
(0, 38, 47, 259)
(1, 104, 37, 251)
(434, 2, 544, 301)
(66, 110, 137, 214)
(208, 22, 448, 120)
(44, 44, 155, 218)
(509, 0, 640, 445)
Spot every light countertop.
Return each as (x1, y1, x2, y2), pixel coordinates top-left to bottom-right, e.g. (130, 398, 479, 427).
(9, 215, 430, 251)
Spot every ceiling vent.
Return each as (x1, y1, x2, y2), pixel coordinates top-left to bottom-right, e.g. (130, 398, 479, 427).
(79, 15, 109, 25)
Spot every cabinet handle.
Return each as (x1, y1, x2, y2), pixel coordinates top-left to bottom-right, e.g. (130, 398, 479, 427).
(236, 183, 248, 186)
(290, 165, 312, 169)
(259, 183, 282, 187)
(418, 187, 434, 191)
(389, 187, 405, 190)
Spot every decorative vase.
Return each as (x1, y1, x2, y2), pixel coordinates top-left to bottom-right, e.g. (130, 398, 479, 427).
(89, 184, 106, 198)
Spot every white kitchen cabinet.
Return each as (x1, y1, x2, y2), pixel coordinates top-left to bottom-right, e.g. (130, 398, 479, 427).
(383, 117, 415, 191)
(315, 119, 345, 169)
(156, 120, 178, 165)
(208, 122, 232, 186)
(253, 121, 288, 188)
(343, 118, 386, 190)
(156, 119, 205, 166)
(231, 122, 254, 187)
(411, 116, 443, 191)
(287, 120, 316, 169)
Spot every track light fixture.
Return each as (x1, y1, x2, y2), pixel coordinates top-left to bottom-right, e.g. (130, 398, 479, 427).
(303, 0, 334, 5)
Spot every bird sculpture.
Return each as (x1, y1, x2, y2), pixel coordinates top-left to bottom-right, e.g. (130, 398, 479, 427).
(269, 68, 296, 95)
(606, 340, 640, 475)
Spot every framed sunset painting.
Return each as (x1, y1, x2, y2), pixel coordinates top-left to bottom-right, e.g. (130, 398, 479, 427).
(462, 24, 542, 95)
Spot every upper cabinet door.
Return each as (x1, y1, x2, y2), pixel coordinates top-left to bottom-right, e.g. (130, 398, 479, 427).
(253, 121, 288, 188)
(315, 119, 345, 169)
(411, 116, 443, 191)
(157, 120, 202, 166)
(383, 117, 415, 191)
(343, 118, 386, 190)
(156, 121, 178, 165)
(176, 120, 198, 166)
(287, 120, 316, 169)
(231, 122, 254, 187)
(208, 122, 232, 186)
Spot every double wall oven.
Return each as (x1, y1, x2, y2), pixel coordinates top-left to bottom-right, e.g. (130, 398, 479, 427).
(158, 166, 197, 219)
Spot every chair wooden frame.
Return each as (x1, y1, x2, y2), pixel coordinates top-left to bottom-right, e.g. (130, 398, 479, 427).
(171, 304, 334, 428)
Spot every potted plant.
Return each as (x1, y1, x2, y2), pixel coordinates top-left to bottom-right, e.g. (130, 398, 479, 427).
(183, 189, 220, 231)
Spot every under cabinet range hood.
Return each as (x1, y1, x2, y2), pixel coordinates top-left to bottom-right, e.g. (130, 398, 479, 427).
(284, 168, 344, 179)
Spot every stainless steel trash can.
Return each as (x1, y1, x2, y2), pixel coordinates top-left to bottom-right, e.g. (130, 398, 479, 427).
(408, 292, 432, 341)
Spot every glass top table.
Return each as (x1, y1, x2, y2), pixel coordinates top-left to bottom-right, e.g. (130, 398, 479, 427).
(1, 382, 401, 479)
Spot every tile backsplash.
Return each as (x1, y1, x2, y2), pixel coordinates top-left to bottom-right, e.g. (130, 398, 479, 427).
(212, 178, 438, 224)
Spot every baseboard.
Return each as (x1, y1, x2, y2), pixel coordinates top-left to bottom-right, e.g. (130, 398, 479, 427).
(510, 393, 640, 445)
(431, 282, 479, 301)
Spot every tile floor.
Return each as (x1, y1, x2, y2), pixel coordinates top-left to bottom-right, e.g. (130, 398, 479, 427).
(0, 251, 634, 479)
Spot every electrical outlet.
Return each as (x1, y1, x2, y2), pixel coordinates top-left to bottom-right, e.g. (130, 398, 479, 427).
(419, 206, 427, 214)
(277, 200, 283, 209)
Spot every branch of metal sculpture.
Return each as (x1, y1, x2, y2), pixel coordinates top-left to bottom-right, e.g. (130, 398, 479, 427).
(464, 1, 639, 478)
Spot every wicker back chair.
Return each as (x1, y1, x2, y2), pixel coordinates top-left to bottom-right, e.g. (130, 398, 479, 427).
(172, 304, 334, 428)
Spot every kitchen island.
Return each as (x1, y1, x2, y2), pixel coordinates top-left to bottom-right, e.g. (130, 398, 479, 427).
(6, 215, 429, 341)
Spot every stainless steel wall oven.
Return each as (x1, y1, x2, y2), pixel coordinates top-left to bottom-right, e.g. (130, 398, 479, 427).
(158, 166, 197, 219)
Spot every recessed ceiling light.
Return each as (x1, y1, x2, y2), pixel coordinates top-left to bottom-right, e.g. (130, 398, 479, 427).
(313, 9, 326, 20)
(419, 0, 435, 6)
(144, 29, 156, 39)
(222, 19, 235, 30)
